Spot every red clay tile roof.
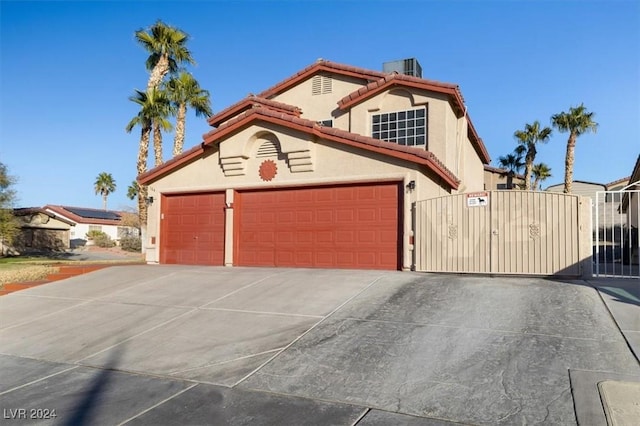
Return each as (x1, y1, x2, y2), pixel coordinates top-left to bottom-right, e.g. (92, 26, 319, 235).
(43, 205, 126, 226)
(257, 59, 386, 99)
(338, 72, 464, 109)
(605, 176, 630, 189)
(484, 165, 507, 174)
(207, 95, 302, 128)
(483, 165, 525, 180)
(140, 106, 460, 189)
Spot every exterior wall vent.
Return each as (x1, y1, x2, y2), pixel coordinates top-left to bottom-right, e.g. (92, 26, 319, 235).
(312, 74, 332, 95)
(383, 58, 423, 78)
(256, 139, 281, 158)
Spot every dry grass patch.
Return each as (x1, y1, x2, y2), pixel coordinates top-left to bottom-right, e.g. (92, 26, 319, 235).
(0, 264, 58, 286)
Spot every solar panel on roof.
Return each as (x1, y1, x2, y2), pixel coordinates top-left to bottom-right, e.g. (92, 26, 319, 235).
(65, 207, 121, 220)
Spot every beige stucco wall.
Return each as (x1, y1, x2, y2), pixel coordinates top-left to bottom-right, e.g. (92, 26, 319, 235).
(459, 141, 485, 193)
(344, 88, 484, 192)
(145, 124, 451, 269)
(271, 74, 366, 126)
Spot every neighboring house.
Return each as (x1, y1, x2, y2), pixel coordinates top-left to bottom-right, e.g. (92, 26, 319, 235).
(547, 176, 633, 263)
(621, 155, 640, 264)
(12, 207, 75, 252)
(483, 165, 525, 190)
(44, 205, 138, 246)
(546, 178, 630, 226)
(138, 58, 492, 270)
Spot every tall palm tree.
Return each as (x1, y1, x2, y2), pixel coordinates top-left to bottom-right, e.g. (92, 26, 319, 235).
(94, 172, 116, 210)
(135, 21, 194, 92)
(532, 163, 552, 191)
(551, 104, 598, 193)
(165, 71, 213, 157)
(498, 151, 524, 189)
(514, 121, 552, 190)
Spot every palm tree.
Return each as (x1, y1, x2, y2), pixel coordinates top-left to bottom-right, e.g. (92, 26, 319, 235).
(551, 104, 598, 193)
(514, 121, 552, 190)
(165, 71, 213, 157)
(532, 163, 552, 191)
(127, 181, 139, 200)
(94, 172, 116, 210)
(498, 151, 524, 189)
(126, 89, 156, 230)
(135, 21, 194, 92)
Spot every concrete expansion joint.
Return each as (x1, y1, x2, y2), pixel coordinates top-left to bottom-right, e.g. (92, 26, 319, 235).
(230, 274, 386, 388)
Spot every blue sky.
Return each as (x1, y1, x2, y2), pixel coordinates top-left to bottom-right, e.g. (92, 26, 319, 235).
(1, 0, 638, 210)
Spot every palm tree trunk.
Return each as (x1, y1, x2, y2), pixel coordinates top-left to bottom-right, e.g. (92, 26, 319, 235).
(564, 133, 576, 194)
(153, 120, 163, 167)
(532, 178, 540, 191)
(103, 194, 107, 210)
(173, 102, 187, 157)
(137, 127, 150, 257)
(137, 127, 150, 226)
(147, 55, 170, 91)
(524, 145, 536, 191)
(524, 158, 533, 191)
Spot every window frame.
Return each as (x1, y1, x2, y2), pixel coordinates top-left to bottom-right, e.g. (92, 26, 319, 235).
(371, 106, 428, 148)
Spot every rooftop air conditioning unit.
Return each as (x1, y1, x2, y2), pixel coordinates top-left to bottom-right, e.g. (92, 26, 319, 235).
(383, 58, 423, 78)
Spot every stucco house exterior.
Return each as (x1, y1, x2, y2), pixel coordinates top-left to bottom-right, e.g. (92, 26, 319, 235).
(11, 207, 75, 252)
(138, 59, 492, 270)
(483, 165, 525, 190)
(44, 205, 138, 247)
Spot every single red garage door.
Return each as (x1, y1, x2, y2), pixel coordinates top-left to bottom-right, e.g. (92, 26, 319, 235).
(160, 193, 225, 265)
(236, 182, 401, 270)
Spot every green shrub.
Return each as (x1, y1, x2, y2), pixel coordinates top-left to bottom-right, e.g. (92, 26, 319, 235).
(86, 230, 105, 240)
(93, 232, 116, 248)
(120, 236, 142, 252)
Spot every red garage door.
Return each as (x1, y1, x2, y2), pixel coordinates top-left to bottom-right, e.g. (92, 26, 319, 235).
(236, 182, 400, 270)
(160, 193, 225, 265)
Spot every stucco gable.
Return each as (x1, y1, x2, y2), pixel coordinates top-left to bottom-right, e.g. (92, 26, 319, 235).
(337, 73, 491, 164)
(257, 59, 386, 99)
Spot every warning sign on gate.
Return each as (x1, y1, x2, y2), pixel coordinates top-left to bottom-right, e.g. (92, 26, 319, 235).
(466, 192, 489, 207)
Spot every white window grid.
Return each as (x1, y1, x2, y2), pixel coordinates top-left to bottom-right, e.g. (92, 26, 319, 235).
(371, 107, 427, 147)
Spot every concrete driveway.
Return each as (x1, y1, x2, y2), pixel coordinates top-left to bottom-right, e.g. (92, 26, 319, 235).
(0, 266, 637, 425)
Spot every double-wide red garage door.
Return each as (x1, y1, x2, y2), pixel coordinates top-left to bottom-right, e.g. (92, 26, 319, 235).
(160, 182, 400, 270)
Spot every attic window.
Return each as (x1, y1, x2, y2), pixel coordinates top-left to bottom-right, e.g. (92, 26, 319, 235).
(312, 75, 332, 95)
(256, 139, 281, 158)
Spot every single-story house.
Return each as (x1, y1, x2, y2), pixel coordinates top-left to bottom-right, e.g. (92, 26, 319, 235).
(11, 207, 75, 252)
(138, 58, 492, 270)
(44, 205, 138, 247)
(483, 165, 525, 190)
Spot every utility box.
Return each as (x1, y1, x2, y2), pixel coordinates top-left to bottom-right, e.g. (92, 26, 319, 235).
(383, 58, 423, 78)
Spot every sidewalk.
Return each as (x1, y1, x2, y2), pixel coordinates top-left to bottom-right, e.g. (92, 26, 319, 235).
(585, 278, 640, 425)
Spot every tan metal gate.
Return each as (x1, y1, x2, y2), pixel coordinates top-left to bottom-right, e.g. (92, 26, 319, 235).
(414, 191, 591, 276)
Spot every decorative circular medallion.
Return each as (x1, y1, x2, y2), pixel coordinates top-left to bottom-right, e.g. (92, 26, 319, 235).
(259, 159, 277, 181)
